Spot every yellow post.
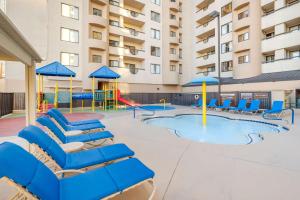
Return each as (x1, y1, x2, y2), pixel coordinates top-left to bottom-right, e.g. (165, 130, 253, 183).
(81, 100, 84, 111)
(69, 76, 73, 113)
(37, 74, 40, 112)
(104, 83, 107, 111)
(115, 79, 118, 111)
(92, 77, 95, 112)
(54, 81, 58, 108)
(202, 81, 207, 126)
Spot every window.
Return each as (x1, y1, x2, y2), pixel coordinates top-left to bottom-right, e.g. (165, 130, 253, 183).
(151, 28, 160, 40)
(126, 63, 138, 74)
(289, 24, 300, 32)
(221, 41, 232, 53)
(61, 52, 79, 67)
(0, 61, 5, 78)
(238, 55, 250, 64)
(109, 60, 120, 67)
(170, 14, 176, 20)
(109, 40, 120, 47)
(170, 31, 176, 37)
(170, 48, 176, 54)
(179, 64, 182, 74)
(109, 20, 120, 27)
(238, 10, 249, 20)
(61, 28, 79, 43)
(221, 3, 232, 17)
(151, 46, 160, 57)
(110, 0, 120, 6)
(170, 65, 176, 71)
(179, 49, 182, 59)
(151, 0, 160, 5)
(265, 55, 274, 63)
(150, 64, 160, 74)
(93, 8, 102, 17)
(221, 61, 233, 72)
(92, 31, 102, 40)
(179, 33, 182, 43)
(151, 11, 160, 22)
(92, 55, 102, 63)
(62, 3, 79, 19)
(289, 50, 300, 58)
(265, 32, 274, 39)
(0, 0, 6, 13)
(221, 22, 232, 35)
(238, 32, 249, 42)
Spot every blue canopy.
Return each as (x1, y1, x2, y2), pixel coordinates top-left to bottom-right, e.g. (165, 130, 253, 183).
(184, 76, 219, 86)
(89, 66, 120, 79)
(36, 61, 76, 77)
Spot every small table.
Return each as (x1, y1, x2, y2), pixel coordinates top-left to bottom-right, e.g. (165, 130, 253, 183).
(61, 142, 84, 153)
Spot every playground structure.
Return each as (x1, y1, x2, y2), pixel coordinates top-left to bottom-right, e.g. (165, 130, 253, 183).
(36, 62, 76, 113)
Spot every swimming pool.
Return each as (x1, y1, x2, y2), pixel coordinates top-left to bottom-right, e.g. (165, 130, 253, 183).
(144, 114, 288, 145)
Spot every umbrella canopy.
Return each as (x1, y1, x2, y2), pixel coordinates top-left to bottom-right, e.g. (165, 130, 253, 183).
(89, 66, 120, 79)
(36, 61, 76, 77)
(185, 76, 219, 86)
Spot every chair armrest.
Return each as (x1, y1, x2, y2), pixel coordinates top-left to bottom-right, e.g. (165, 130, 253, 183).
(64, 130, 83, 136)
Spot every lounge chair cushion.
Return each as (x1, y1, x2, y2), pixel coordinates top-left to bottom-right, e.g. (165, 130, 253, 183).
(60, 158, 155, 200)
(65, 131, 114, 143)
(65, 144, 134, 169)
(0, 143, 60, 200)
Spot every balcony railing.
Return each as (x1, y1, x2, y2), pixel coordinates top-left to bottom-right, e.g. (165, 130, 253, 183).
(262, 27, 300, 40)
(109, 23, 145, 36)
(262, 0, 299, 16)
(262, 55, 300, 64)
(109, 0, 145, 17)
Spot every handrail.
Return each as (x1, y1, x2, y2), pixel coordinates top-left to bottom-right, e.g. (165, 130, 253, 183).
(133, 107, 155, 118)
(262, 108, 294, 125)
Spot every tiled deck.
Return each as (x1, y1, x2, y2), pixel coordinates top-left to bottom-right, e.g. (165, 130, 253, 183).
(0, 106, 299, 200)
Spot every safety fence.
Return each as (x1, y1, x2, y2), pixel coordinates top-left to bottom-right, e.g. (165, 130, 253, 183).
(0, 93, 13, 117)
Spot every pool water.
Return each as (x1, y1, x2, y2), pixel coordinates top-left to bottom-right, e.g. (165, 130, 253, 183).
(144, 114, 287, 145)
(127, 105, 175, 111)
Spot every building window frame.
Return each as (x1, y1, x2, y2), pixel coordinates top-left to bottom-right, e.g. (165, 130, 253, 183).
(61, 3, 79, 20)
(150, 64, 161, 74)
(61, 52, 79, 67)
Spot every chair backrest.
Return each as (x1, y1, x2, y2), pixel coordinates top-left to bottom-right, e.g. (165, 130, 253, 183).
(208, 98, 217, 107)
(51, 108, 70, 124)
(37, 116, 67, 143)
(222, 99, 231, 107)
(0, 142, 59, 200)
(250, 99, 261, 110)
(272, 101, 283, 111)
(237, 99, 247, 109)
(47, 110, 68, 130)
(19, 126, 67, 168)
(198, 99, 202, 106)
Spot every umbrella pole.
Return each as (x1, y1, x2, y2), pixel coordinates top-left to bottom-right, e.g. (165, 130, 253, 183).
(70, 77, 72, 113)
(54, 81, 58, 108)
(202, 82, 207, 126)
(92, 77, 95, 112)
(37, 74, 40, 112)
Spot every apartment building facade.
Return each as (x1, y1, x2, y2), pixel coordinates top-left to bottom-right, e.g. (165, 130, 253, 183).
(0, 0, 300, 105)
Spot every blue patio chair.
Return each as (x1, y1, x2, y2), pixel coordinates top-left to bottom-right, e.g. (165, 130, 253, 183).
(51, 108, 101, 126)
(229, 99, 247, 112)
(19, 126, 134, 170)
(241, 99, 261, 114)
(216, 99, 231, 110)
(263, 101, 284, 117)
(36, 116, 114, 144)
(47, 109, 105, 132)
(0, 142, 155, 200)
(207, 98, 217, 109)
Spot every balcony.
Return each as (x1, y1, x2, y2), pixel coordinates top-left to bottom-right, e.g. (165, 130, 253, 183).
(232, 0, 249, 10)
(262, 29, 300, 52)
(109, 25, 145, 42)
(195, 37, 216, 52)
(170, 36, 179, 44)
(170, 18, 179, 28)
(88, 38, 107, 50)
(262, 56, 300, 73)
(195, 1, 216, 22)
(170, 1, 180, 12)
(262, 1, 300, 29)
(92, 0, 108, 5)
(163, 72, 179, 85)
(88, 14, 107, 27)
(195, 18, 216, 37)
(170, 54, 180, 62)
(194, 53, 216, 67)
(109, 46, 145, 60)
(261, 0, 273, 6)
(109, 3, 145, 23)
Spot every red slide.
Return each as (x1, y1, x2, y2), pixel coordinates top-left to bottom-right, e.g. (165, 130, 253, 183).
(117, 90, 140, 107)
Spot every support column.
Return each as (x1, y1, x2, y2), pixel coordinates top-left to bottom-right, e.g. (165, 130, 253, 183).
(25, 65, 37, 125)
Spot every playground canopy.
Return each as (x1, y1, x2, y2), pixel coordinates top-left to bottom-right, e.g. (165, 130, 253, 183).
(36, 61, 76, 77)
(89, 66, 120, 79)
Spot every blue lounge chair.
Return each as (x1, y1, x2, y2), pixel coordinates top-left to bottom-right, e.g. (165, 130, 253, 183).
(216, 99, 231, 110)
(51, 108, 101, 126)
(263, 101, 284, 117)
(197, 99, 203, 107)
(242, 99, 261, 114)
(37, 116, 114, 144)
(47, 109, 105, 132)
(229, 99, 247, 112)
(19, 125, 134, 170)
(0, 142, 155, 200)
(207, 98, 217, 109)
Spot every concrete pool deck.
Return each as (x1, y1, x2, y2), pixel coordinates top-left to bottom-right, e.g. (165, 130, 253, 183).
(0, 106, 300, 200)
